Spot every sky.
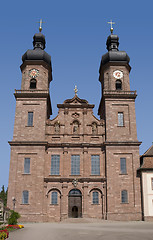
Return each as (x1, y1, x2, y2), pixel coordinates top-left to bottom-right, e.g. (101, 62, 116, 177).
(0, 0, 153, 190)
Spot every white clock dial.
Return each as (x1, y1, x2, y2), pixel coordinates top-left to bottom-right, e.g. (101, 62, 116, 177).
(113, 70, 123, 79)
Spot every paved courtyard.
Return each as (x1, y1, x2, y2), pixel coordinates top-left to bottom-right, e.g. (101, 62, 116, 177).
(9, 220, 153, 240)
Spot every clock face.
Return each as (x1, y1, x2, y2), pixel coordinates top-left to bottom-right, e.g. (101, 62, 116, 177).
(29, 69, 39, 78)
(113, 70, 123, 79)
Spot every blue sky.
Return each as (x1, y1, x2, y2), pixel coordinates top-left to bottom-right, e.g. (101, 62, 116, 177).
(0, 0, 153, 190)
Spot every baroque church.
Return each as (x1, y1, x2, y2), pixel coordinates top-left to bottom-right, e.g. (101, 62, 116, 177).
(7, 25, 142, 222)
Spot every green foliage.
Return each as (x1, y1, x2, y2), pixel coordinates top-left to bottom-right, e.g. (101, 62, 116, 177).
(8, 210, 20, 225)
(0, 186, 7, 207)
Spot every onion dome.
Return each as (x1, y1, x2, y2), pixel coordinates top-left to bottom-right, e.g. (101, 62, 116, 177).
(101, 34, 130, 66)
(22, 32, 51, 66)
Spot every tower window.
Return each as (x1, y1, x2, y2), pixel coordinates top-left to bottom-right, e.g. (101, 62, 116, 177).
(91, 155, 100, 175)
(71, 155, 80, 175)
(22, 190, 29, 204)
(118, 112, 124, 127)
(121, 190, 128, 203)
(92, 191, 99, 204)
(120, 158, 127, 174)
(116, 80, 122, 90)
(30, 79, 37, 89)
(28, 112, 33, 126)
(51, 155, 60, 175)
(51, 192, 58, 205)
(24, 158, 30, 174)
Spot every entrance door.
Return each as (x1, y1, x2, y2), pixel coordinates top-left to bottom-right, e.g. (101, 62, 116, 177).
(68, 189, 82, 218)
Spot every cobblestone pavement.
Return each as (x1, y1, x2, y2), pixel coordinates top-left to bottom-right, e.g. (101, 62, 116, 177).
(9, 219, 153, 240)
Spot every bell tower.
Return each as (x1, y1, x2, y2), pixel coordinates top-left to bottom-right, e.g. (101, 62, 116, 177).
(7, 28, 52, 220)
(98, 26, 142, 220)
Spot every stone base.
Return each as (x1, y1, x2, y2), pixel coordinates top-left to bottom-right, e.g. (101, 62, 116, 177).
(144, 216, 153, 221)
(107, 212, 142, 221)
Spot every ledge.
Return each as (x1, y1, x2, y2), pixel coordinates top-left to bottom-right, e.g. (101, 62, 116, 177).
(104, 141, 142, 146)
(44, 177, 106, 183)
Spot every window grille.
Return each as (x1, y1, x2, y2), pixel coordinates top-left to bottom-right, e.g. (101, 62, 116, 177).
(118, 112, 124, 127)
(92, 191, 99, 204)
(24, 158, 30, 174)
(121, 190, 128, 203)
(71, 155, 80, 175)
(51, 192, 58, 204)
(22, 191, 29, 204)
(51, 155, 60, 175)
(91, 155, 100, 175)
(28, 112, 33, 126)
(120, 158, 127, 174)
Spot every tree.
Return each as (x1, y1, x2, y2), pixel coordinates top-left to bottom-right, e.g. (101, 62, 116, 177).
(0, 185, 7, 206)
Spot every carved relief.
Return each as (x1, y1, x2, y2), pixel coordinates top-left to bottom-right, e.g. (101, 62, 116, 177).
(72, 112, 80, 118)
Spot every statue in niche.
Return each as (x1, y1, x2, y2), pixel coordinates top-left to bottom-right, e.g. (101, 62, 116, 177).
(54, 122, 60, 133)
(73, 121, 79, 134)
(92, 122, 97, 134)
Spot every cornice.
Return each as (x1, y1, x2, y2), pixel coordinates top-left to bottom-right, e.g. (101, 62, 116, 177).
(44, 177, 106, 183)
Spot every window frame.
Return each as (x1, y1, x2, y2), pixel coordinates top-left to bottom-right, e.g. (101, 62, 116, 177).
(121, 190, 128, 203)
(27, 112, 33, 127)
(71, 155, 80, 175)
(51, 191, 58, 205)
(120, 158, 127, 174)
(118, 112, 124, 127)
(92, 191, 99, 204)
(91, 155, 100, 175)
(51, 155, 60, 175)
(24, 158, 30, 174)
(22, 190, 29, 204)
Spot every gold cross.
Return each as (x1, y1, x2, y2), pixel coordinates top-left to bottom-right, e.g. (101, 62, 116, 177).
(107, 20, 115, 34)
(37, 19, 44, 32)
(74, 85, 78, 95)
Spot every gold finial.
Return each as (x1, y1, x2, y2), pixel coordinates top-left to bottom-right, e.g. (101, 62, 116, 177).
(74, 85, 78, 96)
(107, 20, 115, 34)
(38, 19, 44, 32)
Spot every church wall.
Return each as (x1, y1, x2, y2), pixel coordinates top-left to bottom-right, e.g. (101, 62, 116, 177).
(21, 64, 49, 90)
(13, 98, 47, 142)
(106, 145, 142, 220)
(105, 99, 138, 142)
(8, 145, 47, 222)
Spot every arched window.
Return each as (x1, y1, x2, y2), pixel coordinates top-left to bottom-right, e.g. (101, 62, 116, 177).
(22, 190, 29, 204)
(69, 189, 82, 196)
(121, 190, 128, 203)
(92, 191, 99, 204)
(54, 122, 60, 134)
(92, 122, 97, 134)
(51, 191, 58, 205)
(73, 121, 79, 134)
(116, 80, 122, 90)
(30, 79, 37, 89)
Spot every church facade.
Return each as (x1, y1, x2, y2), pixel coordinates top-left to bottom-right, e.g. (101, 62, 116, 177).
(7, 29, 142, 221)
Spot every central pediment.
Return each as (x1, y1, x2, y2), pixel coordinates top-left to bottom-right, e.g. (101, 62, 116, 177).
(57, 95, 95, 109)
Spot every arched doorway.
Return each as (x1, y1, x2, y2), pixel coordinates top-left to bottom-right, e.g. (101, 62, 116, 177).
(68, 189, 82, 218)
